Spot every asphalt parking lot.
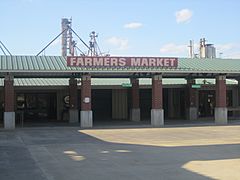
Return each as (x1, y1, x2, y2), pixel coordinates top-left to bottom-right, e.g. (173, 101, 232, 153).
(0, 125, 240, 180)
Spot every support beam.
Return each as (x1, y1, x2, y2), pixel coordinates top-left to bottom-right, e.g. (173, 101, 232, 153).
(69, 78, 79, 123)
(130, 78, 140, 122)
(80, 74, 92, 128)
(4, 75, 15, 129)
(151, 74, 164, 126)
(187, 79, 198, 120)
(215, 75, 227, 124)
(232, 86, 239, 117)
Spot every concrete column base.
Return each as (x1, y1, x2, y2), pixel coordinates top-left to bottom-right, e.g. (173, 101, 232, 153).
(69, 109, 79, 123)
(151, 109, 164, 127)
(130, 108, 140, 122)
(188, 107, 198, 120)
(215, 107, 228, 124)
(4, 112, 15, 129)
(80, 110, 93, 128)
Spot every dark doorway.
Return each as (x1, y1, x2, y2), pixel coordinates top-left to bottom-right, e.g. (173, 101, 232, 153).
(165, 88, 186, 120)
(16, 93, 57, 123)
(163, 88, 169, 119)
(140, 89, 151, 120)
(92, 89, 112, 121)
(227, 90, 233, 117)
(179, 89, 186, 118)
(198, 90, 233, 118)
(198, 90, 215, 117)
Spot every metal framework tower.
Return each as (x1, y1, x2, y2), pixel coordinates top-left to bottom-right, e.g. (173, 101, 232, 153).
(37, 18, 92, 56)
(61, 18, 76, 57)
(61, 18, 69, 57)
(87, 31, 102, 56)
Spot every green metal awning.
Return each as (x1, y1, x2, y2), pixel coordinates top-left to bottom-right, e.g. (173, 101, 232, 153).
(1, 56, 240, 78)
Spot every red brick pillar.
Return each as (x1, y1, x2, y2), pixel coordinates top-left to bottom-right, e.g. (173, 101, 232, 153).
(80, 74, 92, 127)
(130, 78, 140, 121)
(4, 75, 15, 129)
(187, 79, 198, 120)
(215, 75, 227, 124)
(69, 78, 79, 123)
(152, 75, 163, 109)
(151, 74, 164, 126)
(238, 79, 240, 106)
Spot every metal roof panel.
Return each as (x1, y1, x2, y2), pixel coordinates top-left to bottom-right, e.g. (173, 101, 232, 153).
(1, 56, 240, 75)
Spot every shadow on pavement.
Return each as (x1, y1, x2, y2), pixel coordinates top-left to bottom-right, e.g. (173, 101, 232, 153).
(0, 127, 239, 180)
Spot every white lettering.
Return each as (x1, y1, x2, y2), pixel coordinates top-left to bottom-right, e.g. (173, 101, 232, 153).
(156, 58, 163, 66)
(119, 58, 126, 66)
(141, 58, 148, 66)
(104, 58, 110, 66)
(111, 58, 118, 66)
(149, 58, 156, 66)
(131, 58, 141, 66)
(67, 56, 178, 68)
(76, 57, 84, 66)
(70, 57, 76, 66)
(169, 58, 175, 67)
(93, 57, 104, 66)
(85, 58, 92, 66)
(164, 59, 169, 67)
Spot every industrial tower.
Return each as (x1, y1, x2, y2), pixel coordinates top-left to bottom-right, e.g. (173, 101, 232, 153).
(61, 18, 75, 57)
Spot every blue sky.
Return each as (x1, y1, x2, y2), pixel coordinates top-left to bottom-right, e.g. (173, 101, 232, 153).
(1, 0, 240, 58)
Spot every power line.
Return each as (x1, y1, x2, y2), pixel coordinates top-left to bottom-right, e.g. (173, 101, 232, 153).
(0, 44, 6, 55)
(0, 41, 12, 55)
(69, 27, 92, 52)
(36, 28, 68, 56)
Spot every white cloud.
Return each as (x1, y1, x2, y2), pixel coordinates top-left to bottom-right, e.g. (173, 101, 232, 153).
(215, 43, 235, 52)
(106, 36, 129, 50)
(124, 22, 143, 29)
(227, 52, 240, 59)
(215, 43, 240, 58)
(160, 43, 188, 56)
(175, 9, 193, 23)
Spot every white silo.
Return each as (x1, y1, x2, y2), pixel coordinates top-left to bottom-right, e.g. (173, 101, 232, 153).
(199, 38, 216, 59)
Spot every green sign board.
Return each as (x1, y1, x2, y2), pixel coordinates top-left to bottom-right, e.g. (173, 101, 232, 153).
(191, 84, 201, 89)
(121, 83, 132, 88)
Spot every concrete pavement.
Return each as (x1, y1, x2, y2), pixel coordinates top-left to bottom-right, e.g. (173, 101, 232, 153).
(0, 125, 240, 180)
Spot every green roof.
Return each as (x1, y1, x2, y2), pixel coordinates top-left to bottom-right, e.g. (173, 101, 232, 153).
(0, 56, 240, 75)
(0, 55, 238, 86)
(0, 56, 240, 78)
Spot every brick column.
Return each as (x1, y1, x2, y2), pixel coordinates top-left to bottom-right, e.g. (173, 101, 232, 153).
(215, 75, 227, 124)
(4, 75, 15, 129)
(238, 79, 240, 107)
(151, 74, 164, 126)
(130, 78, 140, 121)
(187, 79, 198, 120)
(69, 78, 79, 123)
(80, 74, 92, 127)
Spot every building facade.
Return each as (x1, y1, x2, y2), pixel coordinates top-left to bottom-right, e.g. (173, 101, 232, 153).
(1, 55, 240, 129)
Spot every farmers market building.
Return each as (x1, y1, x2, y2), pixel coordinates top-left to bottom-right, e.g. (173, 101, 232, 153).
(1, 55, 240, 129)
